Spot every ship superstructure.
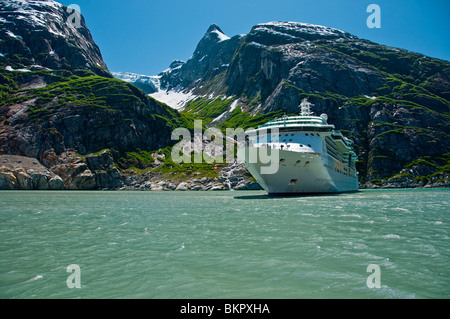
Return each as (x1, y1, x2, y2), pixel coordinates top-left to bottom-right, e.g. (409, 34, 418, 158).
(237, 101, 358, 194)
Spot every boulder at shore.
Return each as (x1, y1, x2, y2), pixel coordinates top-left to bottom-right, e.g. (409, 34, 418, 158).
(0, 155, 65, 190)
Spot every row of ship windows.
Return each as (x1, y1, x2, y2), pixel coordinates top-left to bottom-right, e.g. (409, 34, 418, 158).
(281, 141, 312, 147)
(335, 167, 351, 176)
(281, 133, 318, 147)
(258, 133, 320, 142)
(280, 159, 311, 165)
(282, 133, 321, 137)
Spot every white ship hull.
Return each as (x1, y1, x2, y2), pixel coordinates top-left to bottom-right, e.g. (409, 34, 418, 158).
(237, 147, 358, 195)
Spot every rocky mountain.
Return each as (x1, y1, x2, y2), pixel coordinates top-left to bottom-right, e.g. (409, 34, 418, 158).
(151, 21, 450, 188)
(159, 24, 244, 92)
(0, 0, 195, 190)
(0, 0, 109, 77)
(140, 25, 245, 110)
(1, 2, 448, 190)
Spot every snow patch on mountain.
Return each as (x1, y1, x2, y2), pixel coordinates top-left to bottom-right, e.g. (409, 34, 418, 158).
(113, 72, 160, 85)
(160, 62, 185, 74)
(211, 99, 240, 123)
(1, 0, 92, 45)
(252, 21, 356, 42)
(2, 0, 64, 29)
(112, 71, 161, 94)
(256, 21, 349, 37)
(6, 30, 21, 38)
(149, 88, 197, 110)
(212, 29, 230, 42)
(113, 71, 198, 110)
(205, 24, 230, 43)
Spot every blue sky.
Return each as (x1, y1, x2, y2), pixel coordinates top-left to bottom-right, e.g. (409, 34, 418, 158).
(57, 0, 450, 75)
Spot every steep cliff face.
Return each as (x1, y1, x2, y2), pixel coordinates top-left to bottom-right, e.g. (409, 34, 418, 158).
(225, 22, 383, 103)
(152, 21, 450, 187)
(0, 76, 180, 159)
(0, 0, 109, 76)
(0, 0, 191, 190)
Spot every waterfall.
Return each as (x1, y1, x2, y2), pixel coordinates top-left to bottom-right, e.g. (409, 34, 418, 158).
(220, 161, 242, 191)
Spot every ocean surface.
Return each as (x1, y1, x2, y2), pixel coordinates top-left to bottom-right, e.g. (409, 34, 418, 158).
(0, 189, 448, 299)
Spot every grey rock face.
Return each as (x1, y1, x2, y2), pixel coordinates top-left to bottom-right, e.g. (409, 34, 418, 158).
(0, 1, 110, 77)
(225, 22, 386, 111)
(85, 150, 123, 189)
(0, 155, 65, 190)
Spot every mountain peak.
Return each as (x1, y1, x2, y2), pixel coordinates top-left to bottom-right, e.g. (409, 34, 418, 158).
(207, 24, 223, 33)
(204, 24, 230, 42)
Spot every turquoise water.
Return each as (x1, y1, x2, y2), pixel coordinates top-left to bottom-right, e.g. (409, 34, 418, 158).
(0, 189, 448, 299)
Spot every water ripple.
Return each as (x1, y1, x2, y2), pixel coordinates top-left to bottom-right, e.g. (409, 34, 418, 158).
(0, 189, 448, 299)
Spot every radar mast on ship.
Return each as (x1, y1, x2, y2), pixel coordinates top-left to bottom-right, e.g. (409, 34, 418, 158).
(299, 99, 314, 116)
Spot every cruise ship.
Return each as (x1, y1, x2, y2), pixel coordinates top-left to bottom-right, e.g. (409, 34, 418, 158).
(237, 101, 359, 195)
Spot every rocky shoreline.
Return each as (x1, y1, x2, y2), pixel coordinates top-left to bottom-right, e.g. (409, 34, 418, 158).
(0, 154, 262, 191)
(1, 154, 448, 191)
(361, 179, 450, 190)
